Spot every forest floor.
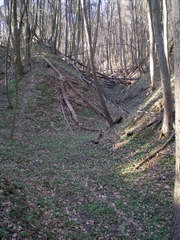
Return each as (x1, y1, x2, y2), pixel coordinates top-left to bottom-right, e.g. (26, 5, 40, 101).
(0, 45, 174, 240)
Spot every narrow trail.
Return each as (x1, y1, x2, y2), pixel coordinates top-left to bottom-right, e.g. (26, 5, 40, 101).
(0, 49, 173, 240)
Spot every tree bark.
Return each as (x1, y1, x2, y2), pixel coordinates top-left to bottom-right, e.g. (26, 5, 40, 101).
(117, 0, 126, 70)
(65, 0, 69, 56)
(163, 0, 169, 70)
(151, 0, 173, 137)
(12, 0, 23, 76)
(173, 0, 180, 238)
(92, 0, 101, 58)
(147, 0, 155, 90)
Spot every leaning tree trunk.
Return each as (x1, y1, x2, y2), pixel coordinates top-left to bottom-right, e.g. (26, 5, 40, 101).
(80, 0, 114, 126)
(173, 0, 180, 239)
(151, 0, 173, 137)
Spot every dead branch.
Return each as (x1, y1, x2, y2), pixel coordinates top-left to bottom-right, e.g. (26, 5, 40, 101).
(64, 53, 143, 84)
(78, 124, 100, 132)
(59, 96, 74, 134)
(66, 81, 107, 120)
(41, 55, 63, 80)
(61, 84, 79, 124)
(70, 62, 94, 86)
(126, 114, 162, 137)
(41, 54, 124, 129)
(134, 131, 175, 170)
(41, 54, 79, 125)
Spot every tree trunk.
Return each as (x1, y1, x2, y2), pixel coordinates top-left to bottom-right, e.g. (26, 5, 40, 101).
(151, 0, 173, 137)
(24, 0, 31, 67)
(65, 0, 69, 56)
(163, 0, 169, 70)
(92, 0, 101, 58)
(147, 0, 155, 90)
(117, 0, 126, 70)
(173, 0, 180, 238)
(12, 0, 23, 76)
(80, 0, 114, 126)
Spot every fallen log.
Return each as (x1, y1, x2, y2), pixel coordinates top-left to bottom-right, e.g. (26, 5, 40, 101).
(78, 124, 100, 132)
(63, 54, 141, 86)
(41, 55, 79, 125)
(61, 84, 79, 124)
(66, 81, 107, 120)
(126, 114, 162, 137)
(134, 131, 175, 170)
(59, 96, 74, 134)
